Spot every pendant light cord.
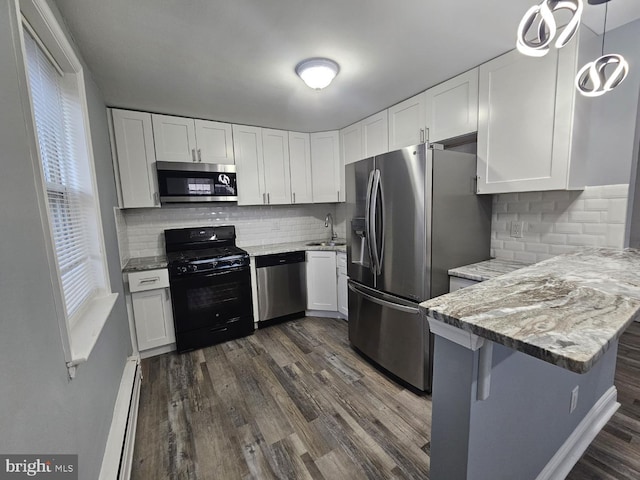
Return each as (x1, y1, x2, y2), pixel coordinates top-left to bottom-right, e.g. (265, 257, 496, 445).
(601, 1, 608, 57)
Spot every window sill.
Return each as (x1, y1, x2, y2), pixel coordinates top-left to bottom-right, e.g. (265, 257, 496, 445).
(66, 292, 118, 377)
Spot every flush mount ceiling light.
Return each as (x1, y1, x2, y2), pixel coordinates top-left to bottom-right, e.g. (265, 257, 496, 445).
(575, 0, 629, 97)
(516, 0, 583, 57)
(295, 58, 340, 90)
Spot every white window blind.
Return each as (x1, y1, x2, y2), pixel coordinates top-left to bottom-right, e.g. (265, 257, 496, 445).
(23, 27, 104, 324)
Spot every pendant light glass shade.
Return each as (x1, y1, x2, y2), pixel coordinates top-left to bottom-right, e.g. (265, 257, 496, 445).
(295, 58, 340, 90)
(516, 0, 583, 57)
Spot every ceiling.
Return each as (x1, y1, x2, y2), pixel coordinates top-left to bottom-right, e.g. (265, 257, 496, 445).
(53, 0, 640, 133)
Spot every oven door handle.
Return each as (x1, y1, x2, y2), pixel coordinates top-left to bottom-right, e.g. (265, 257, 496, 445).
(170, 267, 248, 282)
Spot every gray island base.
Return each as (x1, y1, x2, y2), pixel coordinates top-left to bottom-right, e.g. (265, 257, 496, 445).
(420, 248, 640, 480)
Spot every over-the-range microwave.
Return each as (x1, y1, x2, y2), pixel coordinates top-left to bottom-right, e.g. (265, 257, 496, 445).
(156, 161, 238, 203)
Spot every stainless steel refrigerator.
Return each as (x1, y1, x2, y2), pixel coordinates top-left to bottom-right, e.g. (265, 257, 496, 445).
(346, 143, 491, 392)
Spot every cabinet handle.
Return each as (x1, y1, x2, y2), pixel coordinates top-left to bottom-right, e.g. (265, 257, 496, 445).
(420, 128, 425, 144)
(191, 148, 196, 162)
(153, 192, 159, 205)
(267, 192, 270, 204)
(425, 127, 430, 142)
(337, 190, 340, 201)
(197, 148, 202, 162)
(293, 192, 296, 204)
(139, 277, 160, 284)
(262, 192, 266, 204)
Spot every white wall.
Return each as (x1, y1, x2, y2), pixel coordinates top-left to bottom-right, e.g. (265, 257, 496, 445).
(0, 1, 131, 478)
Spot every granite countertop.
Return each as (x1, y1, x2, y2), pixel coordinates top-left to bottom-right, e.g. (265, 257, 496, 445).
(243, 240, 347, 257)
(421, 248, 640, 374)
(448, 258, 529, 282)
(122, 255, 168, 273)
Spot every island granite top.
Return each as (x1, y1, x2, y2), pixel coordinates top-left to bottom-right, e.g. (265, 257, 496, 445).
(421, 248, 640, 373)
(448, 258, 529, 282)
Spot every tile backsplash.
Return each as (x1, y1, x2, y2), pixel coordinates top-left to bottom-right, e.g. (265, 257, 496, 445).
(491, 184, 629, 263)
(121, 203, 346, 258)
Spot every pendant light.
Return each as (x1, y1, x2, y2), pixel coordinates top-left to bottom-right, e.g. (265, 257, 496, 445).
(295, 58, 340, 90)
(516, 0, 584, 57)
(575, 0, 629, 97)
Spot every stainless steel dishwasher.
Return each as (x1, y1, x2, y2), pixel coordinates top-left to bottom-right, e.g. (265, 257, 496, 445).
(255, 251, 306, 323)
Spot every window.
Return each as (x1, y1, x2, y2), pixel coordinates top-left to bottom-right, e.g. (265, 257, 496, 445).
(20, 0, 117, 376)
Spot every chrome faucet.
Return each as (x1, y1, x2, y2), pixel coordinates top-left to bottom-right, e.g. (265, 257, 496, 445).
(325, 213, 337, 240)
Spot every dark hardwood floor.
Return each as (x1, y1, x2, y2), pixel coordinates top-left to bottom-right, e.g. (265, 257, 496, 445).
(132, 317, 640, 479)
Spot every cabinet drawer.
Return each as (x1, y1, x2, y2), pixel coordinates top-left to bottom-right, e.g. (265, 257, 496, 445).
(129, 269, 169, 292)
(337, 253, 347, 275)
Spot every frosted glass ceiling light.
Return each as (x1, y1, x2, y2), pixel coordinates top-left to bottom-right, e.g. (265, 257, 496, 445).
(576, 0, 629, 97)
(295, 58, 339, 90)
(516, 0, 583, 57)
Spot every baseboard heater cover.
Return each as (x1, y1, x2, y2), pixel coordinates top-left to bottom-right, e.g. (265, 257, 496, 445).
(99, 356, 142, 480)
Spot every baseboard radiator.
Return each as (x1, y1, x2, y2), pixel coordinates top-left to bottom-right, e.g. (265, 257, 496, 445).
(99, 356, 142, 480)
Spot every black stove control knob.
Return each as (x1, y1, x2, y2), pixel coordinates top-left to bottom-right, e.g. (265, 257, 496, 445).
(177, 266, 188, 274)
(188, 264, 198, 272)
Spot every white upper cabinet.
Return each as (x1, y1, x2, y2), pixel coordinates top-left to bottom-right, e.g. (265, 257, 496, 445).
(152, 113, 234, 164)
(288, 131, 313, 204)
(425, 68, 479, 143)
(476, 30, 589, 194)
(311, 131, 343, 203)
(340, 121, 363, 165)
(362, 111, 389, 157)
(152, 114, 197, 163)
(194, 119, 234, 164)
(110, 109, 160, 208)
(261, 128, 291, 205)
(233, 124, 265, 205)
(388, 92, 426, 150)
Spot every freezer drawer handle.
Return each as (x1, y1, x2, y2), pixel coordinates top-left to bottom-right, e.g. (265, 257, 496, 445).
(348, 283, 419, 314)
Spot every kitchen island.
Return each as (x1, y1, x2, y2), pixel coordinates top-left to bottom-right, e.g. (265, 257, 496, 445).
(420, 248, 640, 480)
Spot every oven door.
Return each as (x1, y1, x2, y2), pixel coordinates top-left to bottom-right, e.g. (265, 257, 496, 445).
(169, 267, 253, 334)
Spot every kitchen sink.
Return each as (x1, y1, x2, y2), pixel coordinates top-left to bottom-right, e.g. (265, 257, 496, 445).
(306, 240, 346, 247)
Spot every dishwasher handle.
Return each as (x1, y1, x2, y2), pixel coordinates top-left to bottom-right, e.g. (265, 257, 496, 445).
(255, 251, 306, 268)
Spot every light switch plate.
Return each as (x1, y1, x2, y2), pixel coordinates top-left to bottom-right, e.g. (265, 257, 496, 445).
(510, 221, 524, 238)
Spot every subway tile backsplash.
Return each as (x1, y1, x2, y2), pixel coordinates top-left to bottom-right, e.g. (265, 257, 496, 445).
(491, 184, 629, 263)
(122, 203, 346, 258)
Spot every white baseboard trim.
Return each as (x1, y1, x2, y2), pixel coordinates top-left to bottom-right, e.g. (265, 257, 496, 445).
(99, 356, 142, 480)
(535, 386, 619, 480)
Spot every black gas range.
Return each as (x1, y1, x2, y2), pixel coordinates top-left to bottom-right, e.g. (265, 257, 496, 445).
(165, 225, 254, 353)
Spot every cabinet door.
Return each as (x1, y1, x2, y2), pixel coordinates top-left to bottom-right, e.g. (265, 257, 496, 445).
(289, 131, 313, 204)
(262, 128, 292, 205)
(110, 109, 159, 208)
(340, 122, 363, 166)
(151, 114, 197, 163)
(306, 251, 337, 311)
(425, 68, 479, 143)
(232, 124, 265, 205)
(477, 49, 564, 193)
(337, 273, 348, 317)
(362, 111, 389, 157)
(194, 119, 234, 164)
(132, 288, 175, 351)
(311, 131, 342, 203)
(388, 92, 426, 150)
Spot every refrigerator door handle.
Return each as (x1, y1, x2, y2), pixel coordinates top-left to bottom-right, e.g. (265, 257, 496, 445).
(348, 282, 419, 314)
(376, 170, 385, 274)
(369, 169, 383, 275)
(364, 170, 376, 274)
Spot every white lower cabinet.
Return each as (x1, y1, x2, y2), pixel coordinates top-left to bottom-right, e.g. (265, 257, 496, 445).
(306, 251, 338, 311)
(337, 252, 348, 318)
(128, 269, 175, 355)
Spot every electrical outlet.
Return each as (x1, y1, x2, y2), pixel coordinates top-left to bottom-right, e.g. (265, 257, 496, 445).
(570, 386, 579, 413)
(510, 221, 524, 238)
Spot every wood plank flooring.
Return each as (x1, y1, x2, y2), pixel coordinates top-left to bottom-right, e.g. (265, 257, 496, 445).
(132, 317, 640, 479)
